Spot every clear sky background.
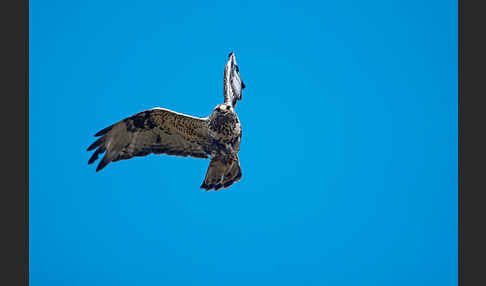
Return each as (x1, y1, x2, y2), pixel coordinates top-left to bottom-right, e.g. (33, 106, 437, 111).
(30, 1, 457, 285)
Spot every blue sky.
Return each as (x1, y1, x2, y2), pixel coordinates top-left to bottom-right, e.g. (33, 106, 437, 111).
(30, 1, 457, 285)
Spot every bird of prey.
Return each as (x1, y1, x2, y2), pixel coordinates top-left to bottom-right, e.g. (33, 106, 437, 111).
(87, 52, 246, 191)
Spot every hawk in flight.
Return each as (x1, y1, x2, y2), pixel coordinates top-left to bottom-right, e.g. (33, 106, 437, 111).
(87, 52, 246, 191)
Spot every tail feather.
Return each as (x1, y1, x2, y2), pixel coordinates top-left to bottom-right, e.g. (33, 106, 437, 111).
(222, 160, 242, 188)
(201, 157, 241, 191)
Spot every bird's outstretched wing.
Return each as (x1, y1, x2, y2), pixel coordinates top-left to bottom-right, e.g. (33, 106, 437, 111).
(224, 52, 245, 108)
(87, 107, 211, 171)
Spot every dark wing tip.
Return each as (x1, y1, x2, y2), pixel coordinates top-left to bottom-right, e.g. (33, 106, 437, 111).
(228, 51, 234, 58)
(87, 137, 104, 151)
(94, 125, 114, 137)
(95, 157, 110, 172)
(88, 147, 105, 165)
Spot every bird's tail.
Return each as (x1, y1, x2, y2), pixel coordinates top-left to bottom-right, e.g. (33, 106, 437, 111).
(200, 156, 242, 191)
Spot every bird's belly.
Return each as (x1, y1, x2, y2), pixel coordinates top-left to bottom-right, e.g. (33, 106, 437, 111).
(208, 122, 241, 157)
(209, 117, 240, 138)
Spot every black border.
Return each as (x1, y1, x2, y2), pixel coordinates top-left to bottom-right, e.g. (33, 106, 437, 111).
(26, 0, 29, 283)
(1, 0, 28, 285)
(458, 1, 462, 284)
(459, 0, 486, 285)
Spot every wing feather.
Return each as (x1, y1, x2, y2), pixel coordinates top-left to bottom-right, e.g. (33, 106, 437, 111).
(223, 52, 245, 107)
(87, 107, 211, 171)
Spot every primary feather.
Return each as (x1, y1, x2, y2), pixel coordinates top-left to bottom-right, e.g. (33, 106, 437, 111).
(87, 108, 211, 172)
(224, 52, 245, 108)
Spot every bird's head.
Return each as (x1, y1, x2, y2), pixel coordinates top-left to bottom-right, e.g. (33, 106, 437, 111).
(214, 103, 234, 114)
(209, 103, 235, 123)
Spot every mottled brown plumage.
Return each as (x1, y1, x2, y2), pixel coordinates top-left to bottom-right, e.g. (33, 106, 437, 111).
(87, 52, 245, 191)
